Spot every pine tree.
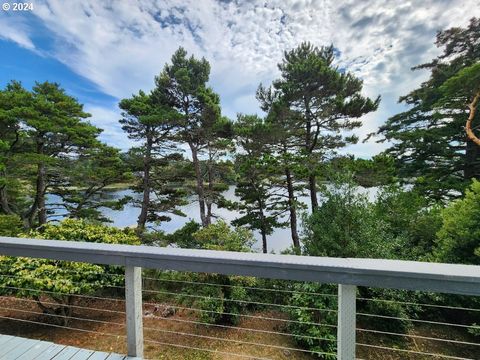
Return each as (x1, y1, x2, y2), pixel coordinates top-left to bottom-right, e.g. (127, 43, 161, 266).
(378, 18, 480, 201)
(119, 90, 185, 231)
(273, 42, 379, 210)
(230, 114, 286, 253)
(153, 47, 223, 227)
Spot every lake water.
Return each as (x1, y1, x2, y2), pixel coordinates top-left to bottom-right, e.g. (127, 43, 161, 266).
(48, 185, 378, 253)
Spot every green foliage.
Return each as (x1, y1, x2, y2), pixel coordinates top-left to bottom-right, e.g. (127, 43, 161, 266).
(192, 220, 254, 252)
(296, 178, 418, 356)
(378, 18, 480, 201)
(327, 154, 396, 187)
(229, 114, 287, 253)
(271, 42, 380, 211)
(153, 47, 224, 227)
(303, 178, 400, 259)
(119, 90, 187, 231)
(162, 220, 202, 248)
(0, 80, 108, 227)
(438, 62, 480, 103)
(0, 215, 23, 236)
(374, 186, 442, 260)
(0, 219, 140, 324)
(51, 144, 132, 222)
(146, 221, 255, 325)
(286, 283, 337, 359)
(435, 180, 480, 264)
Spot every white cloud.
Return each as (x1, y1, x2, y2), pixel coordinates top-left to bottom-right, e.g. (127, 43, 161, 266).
(0, 14, 35, 49)
(83, 104, 135, 150)
(9, 0, 480, 156)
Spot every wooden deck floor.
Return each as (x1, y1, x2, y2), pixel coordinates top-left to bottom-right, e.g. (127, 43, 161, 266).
(0, 334, 140, 360)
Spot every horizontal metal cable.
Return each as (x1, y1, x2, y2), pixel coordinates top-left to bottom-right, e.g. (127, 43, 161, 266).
(143, 288, 337, 313)
(0, 306, 125, 328)
(9, 274, 335, 314)
(1, 295, 334, 342)
(357, 343, 475, 360)
(1, 285, 126, 303)
(1, 286, 335, 328)
(144, 338, 275, 360)
(143, 300, 337, 328)
(142, 276, 338, 298)
(357, 327, 480, 347)
(0, 274, 125, 289)
(144, 324, 334, 356)
(357, 296, 480, 313)
(0, 314, 125, 338)
(0, 295, 126, 315)
(357, 312, 478, 329)
(144, 313, 336, 342)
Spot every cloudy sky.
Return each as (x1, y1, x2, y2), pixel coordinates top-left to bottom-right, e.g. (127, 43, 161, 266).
(1, 0, 478, 157)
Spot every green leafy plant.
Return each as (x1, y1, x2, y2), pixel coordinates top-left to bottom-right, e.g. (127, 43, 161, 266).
(0, 219, 140, 324)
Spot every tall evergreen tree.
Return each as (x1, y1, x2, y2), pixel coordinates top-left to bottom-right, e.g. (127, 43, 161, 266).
(378, 18, 480, 201)
(230, 114, 286, 253)
(119, 90, 184, 231)
(153, 47, 223, 227)
(257, 87, 306, 250)
(0, 81, 100, 227)
(273, 42, 379, 210)
(0, 81, 29, 217)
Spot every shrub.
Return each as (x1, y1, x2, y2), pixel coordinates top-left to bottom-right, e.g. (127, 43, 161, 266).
(144, 220, 256, 325)
(434, 179, 480, 265)
(294, 179, 413, 357)
(0, 215, 23, 236)
(0, 219, 140, 324)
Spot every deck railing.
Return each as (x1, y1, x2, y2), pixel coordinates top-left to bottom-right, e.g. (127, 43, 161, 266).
(0, 236, 480, 359)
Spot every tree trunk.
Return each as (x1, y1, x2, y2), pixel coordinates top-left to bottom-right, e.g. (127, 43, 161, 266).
(190, 143, 208, 227)
(465, 139, 480, 179)
(285, 167, 300, 249)
(137, 136, 152, 231)
(465, 92, 480, 180)
(304, 98, 319, 212)
(36, 162, 47, 225)
(260, 226, 268, 254)
(206, 147, 214, 224)
(0, 185, 14, 215)
(257, 197, 268, 254)
(309, 174, 319, 211)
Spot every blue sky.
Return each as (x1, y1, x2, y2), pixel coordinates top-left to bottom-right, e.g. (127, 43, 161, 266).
(1, 0, 478, 156)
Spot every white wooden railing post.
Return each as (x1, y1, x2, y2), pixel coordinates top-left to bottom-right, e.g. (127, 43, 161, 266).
(125, 265, 144, 358)
(337, 284, 356, 360)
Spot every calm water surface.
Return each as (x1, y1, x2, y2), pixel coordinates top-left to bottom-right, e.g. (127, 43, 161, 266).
(48, 186, 378, 253)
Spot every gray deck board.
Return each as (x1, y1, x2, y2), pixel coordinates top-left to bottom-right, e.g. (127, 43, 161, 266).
(51, 346, 82, 359)
(3, 338, 40, 359)
(0, 335, 135, 360)
(0, 337, 30, 357)
(69, 349, 95, 360)
(86, 351, 111, 360)
(16, 342, 62, 360)
(104, 354, 126, 360)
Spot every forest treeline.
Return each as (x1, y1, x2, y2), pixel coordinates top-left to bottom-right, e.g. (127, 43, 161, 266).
(0, 17, 478, 258)
(0, 17, 479, 358)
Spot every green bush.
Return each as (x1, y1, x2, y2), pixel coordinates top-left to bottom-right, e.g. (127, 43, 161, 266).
(286, 283, 337, 359)
(144, 221, 256, 325)
(374, 185, 442, 260)
(303, 180, 401, 259)
(295, 179, 414, 357)
(0, 214, 23, 236)
(434, 180, 480, 265)
(0, 219, 140, 324)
